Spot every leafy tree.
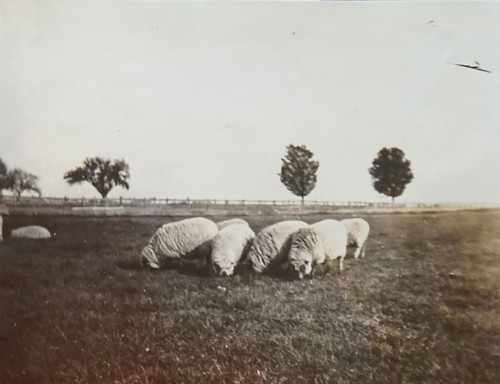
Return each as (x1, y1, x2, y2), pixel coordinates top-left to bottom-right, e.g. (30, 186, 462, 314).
(64, 157, 130, 198)
(369, 147, 414, 202)
(279, 144, 319, 204)
(8, 168, 42, 198)
(0, 158, 9, 197)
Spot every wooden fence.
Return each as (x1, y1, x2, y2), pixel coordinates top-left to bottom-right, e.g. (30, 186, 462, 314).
(0, 195, 493, 211)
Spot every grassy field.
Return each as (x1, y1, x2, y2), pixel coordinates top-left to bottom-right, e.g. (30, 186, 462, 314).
(0, 210, 499, 384)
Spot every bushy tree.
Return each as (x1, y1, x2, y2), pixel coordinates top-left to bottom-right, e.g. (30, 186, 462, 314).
(0, 158, 9, 197)
(64, 157, 130, 198)
(369, 147, 414, 202)
(279, 144, 319, 203)
(8, 168, 42, 198)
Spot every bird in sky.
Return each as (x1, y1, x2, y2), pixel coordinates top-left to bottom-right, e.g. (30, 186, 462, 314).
(447, 61, 491, 73)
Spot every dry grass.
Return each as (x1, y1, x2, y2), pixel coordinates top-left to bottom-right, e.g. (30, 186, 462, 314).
(0, 210, 499, 383)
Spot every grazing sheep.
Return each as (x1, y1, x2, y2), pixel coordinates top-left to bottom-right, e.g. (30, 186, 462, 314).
(11, 225, 52, 239)
(288, 219, 348, 279)
(248, 220, 308, 273)
(140, 217, 218, 269)
(341, 218, 370, 258)
(210, 223, 255, 277)
(216, 218, 249, 230)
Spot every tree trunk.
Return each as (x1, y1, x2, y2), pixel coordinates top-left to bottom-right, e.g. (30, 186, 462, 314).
(301, 195, 305, 205)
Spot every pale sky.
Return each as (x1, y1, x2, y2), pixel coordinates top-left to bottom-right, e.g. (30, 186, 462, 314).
(1, 1, 499, 203)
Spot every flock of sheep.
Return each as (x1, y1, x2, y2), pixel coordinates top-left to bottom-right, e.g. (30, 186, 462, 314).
(0, 213, 370, 279)
(140, 217, 370, 279)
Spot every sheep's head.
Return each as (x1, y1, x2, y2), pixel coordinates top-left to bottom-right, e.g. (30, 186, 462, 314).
(210, 253, 236, 277)
(287, 228, 319, 279)
(288, 250, 313, 279)
(140, 245, 160, 269)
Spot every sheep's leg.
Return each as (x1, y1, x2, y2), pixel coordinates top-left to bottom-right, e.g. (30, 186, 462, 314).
(338, 257, 343, 273)
(360, 243, 367, 258)
(353, 246, 361, 259)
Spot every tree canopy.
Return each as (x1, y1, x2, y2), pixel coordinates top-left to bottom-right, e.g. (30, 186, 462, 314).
(8, 168, 42, 198)
(279, 144, 319, 203)
(64, 157, 130, 198)
(369, 147, 414, 202)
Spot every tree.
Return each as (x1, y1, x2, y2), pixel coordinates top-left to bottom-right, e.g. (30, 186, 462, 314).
(64, 157, 130, 198)
(279, 144, 319, 204)
(8, 168, 42, 198)
(369, 147, 414, 202)
(0, 158, 9, 197)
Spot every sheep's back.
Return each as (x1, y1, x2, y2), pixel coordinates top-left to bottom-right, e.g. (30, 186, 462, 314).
(149, 217, 218, 258)
(216, 218, 249, 230)
(311, 219, 347, 260)
(211, 224, 255, 265)
(341, 218, 370, 246)
(249, 220, 308, 272)
(11, 225, 51, 239)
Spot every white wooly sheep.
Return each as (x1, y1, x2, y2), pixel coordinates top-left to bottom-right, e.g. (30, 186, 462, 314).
(11, 225, 52, 239)
(216, 218, 249, 230)
(140, 217, 218, 269)
(288, 219, 348, 279)
(248, 220, 309, 273)
(341, 218, 370, 258)
(210, 223, 255, 276)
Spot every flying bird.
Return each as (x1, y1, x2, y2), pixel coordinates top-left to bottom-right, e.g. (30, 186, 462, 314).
(447, 61, 491, 73)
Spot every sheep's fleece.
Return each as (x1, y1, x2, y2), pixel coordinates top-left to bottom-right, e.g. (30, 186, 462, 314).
(10, 225, 52, 239)
(288, 219, 348, 279)
(216, 218, 249, 230)
(210, 223, 255, 276)
(248, 220, 308, 273)
(341, 218, 370, 258)
(141, 217, 218, 269)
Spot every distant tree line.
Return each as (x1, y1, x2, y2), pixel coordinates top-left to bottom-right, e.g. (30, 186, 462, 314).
(3, 144, 413, 203)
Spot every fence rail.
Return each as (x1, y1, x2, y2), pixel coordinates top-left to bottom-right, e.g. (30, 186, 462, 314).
(0, 195, 494, 211)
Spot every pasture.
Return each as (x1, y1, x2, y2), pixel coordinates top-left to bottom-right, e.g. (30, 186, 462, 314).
(0, 209, 499, 384)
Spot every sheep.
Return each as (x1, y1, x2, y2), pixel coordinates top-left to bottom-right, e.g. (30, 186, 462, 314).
(248, 220, 309, 273)
(216, 218, 249, 230)
(341, 218, 370, 258)
(288, 219, 348, 279)
(11, 225, 52, 239)
(140, 217, 218, 269)
(209, 223, 255, 277)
